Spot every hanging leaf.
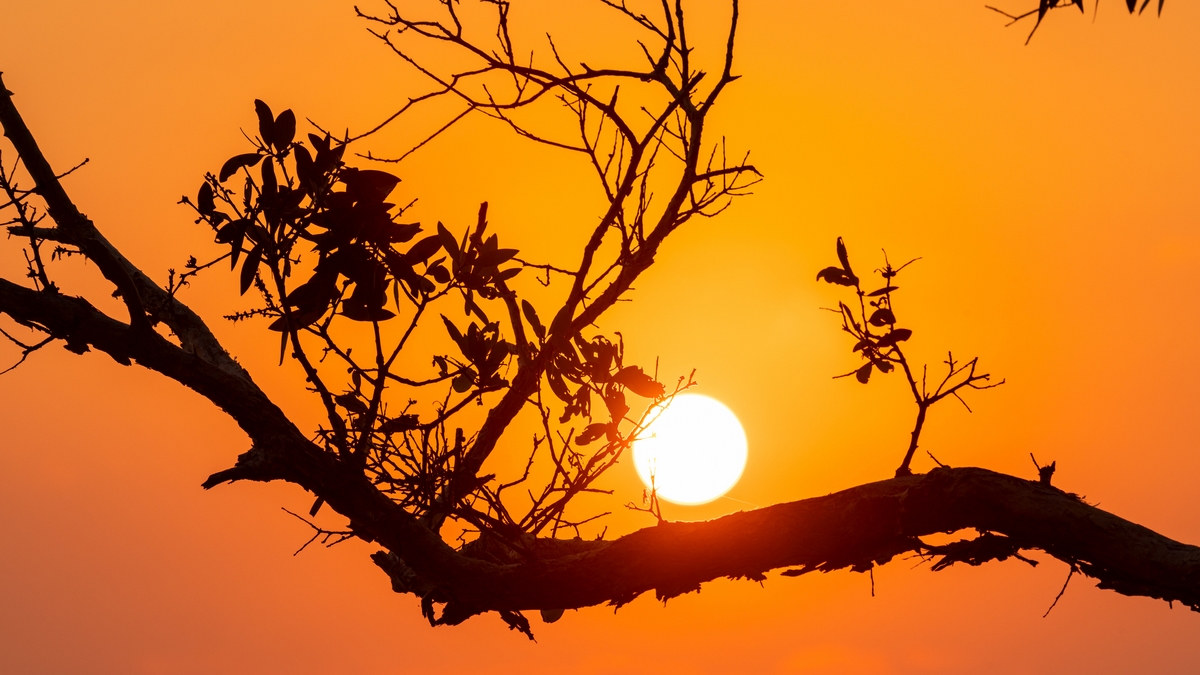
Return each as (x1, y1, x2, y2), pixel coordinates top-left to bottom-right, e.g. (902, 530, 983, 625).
(427, 263, 451, 284)
(406, 235, 442, 264)
(343, 168, 401, 203)
(867, 286, 899, 297)
(521, 300, 546, 341)
(613, 366, 666, 398)
(604, 386, 629, 422)
(876, 328, 913, 348)
(855, 363, 872, 384)
(546, 367, 573, 404)
(379, 414, 420, 434)
(452, 371, 475, 393)
(575, 423, 609, 446)
(219, 153, 263, 182)
(239, 246, 262, 295)
(816, 266, 856, 286)
(334, 393, 368, 414)
(868, 308, 896, 327)
(441, 315, 466, 353)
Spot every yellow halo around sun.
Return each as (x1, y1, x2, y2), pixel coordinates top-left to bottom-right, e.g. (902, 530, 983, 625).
(632, 393, 748, 505)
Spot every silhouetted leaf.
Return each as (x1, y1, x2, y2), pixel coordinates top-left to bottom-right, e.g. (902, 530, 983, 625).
(334, 393, 368, 414)
(344, 168, 401, 203)
(836, 237, 854, 276)
(260, 159, 277, 199)
(341, 302, 396, 322)
(197, 182, 215, 215)
(604, 386, 629, 422)
(441, 315, 465, 352)
(272, 109, 296, 151)
(613, 366, 665, 398)
(867, 286, 898, 297)
(267, 306, 326, 332)
(868, 308, 896, 327)
(547, 368, 573, 404)
(406, 235, 442, 264)
(437, 222, 461, 259)
(576, 423, 608, 446)
(521, 300, 546, 341)
(379, 414, 420, 434)
(240, 246, 262, 295)
(219, 153, 263, 182)
(876, 328, 913, 348)
(855, 363, 872, 384)
(293, 145, 315, 188)
(254, 100, 275, 146)
(852, 338, 871, 353)
(428, 263, 451, 284)
(215, 219, 248, 244)
(452, 371, 475, 393)
(816, 266, 856, 286)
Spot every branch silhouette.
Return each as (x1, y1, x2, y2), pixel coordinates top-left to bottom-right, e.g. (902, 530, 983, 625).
(0, 0, 1183, 639)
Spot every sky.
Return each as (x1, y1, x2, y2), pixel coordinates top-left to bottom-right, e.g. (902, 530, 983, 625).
(1, 1, 1198, 673)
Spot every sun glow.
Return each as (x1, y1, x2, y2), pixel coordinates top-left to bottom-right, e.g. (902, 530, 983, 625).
(632, 394, 748, 505)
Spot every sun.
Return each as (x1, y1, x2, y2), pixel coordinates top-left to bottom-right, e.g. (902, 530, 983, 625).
(631, 394, 748, 505)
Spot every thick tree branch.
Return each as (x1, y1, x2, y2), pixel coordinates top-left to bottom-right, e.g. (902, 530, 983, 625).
(371, 467, 1200, 620)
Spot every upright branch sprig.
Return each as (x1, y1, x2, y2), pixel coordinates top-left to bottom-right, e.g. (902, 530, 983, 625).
(818, 238, 1004, 478)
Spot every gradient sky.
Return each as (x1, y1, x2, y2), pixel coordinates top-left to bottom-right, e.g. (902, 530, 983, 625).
(2, 1, 1198, 673)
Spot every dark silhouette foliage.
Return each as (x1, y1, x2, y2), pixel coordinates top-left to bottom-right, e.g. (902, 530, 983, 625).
(0, 0, 1189, 640)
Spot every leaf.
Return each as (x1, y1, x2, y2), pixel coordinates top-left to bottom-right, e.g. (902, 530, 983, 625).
(521, 300, 546, 341)
(604, 387, 629, 422)
(867, 286, 899, 297)
(215, 219, 248, 244)
(428, 263, 451, 284)
(334, 393, 368, 414)
(379, 414, 420, 434)
(613, 366, 666, 398)
(219, 153, 263, 182)
(197, 182, 215, 215)
(452, 372, 475, 393)
(546, 368, 573, 404)
(272, 109, 296, 151)
(344, 168, 401, 203)
(254, 100, 275, 147)
(855, 363, 872, 384)
(406, 235, 442, 264)
(261, 158, 277, 197)
(836, 237, 854, 276)
(496, 268, 521, 281)
(437, 222, 461, 259)
(267, 306, 326, 332)
(239, 246, 262, 295)
(441, 315, 465, 352)
(868, 308, 896, 327)
(575, 423, 609, 446)
(816, 266, 856, 286)
(876, 328, 913, 348)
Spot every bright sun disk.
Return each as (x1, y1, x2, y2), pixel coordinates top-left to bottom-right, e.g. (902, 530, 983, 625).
(632, 393, 748, 505)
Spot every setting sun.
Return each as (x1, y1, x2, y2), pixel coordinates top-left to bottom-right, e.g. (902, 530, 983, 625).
(632, 394, 749, 505)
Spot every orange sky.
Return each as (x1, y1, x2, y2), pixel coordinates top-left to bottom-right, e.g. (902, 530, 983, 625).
(2, 1, 1199, 673)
